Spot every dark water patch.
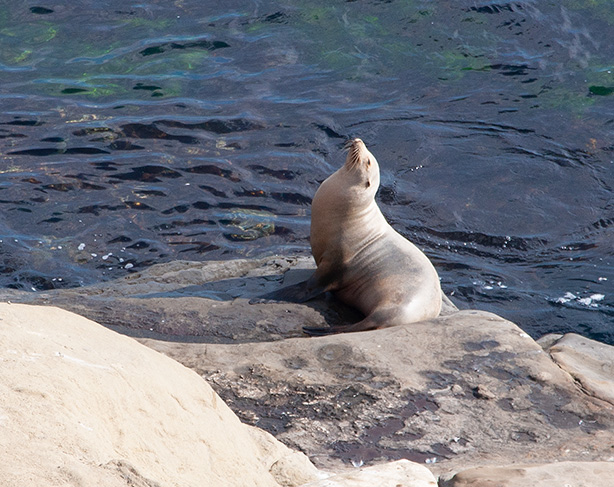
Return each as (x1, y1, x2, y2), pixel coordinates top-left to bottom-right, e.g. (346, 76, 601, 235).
(126, 241, 150, 250)
(235, 189, 266, 198)
(153, 218, 215, 232)
(465, 63, 535, 77)
(589, 217, 614, 231)
(61, 87, 90, 94)
(161, 205, 191, 215)
(42, 183, 76, 192)
(423, 227, 547, 253)
(271, 192, 312, 205)
(110, 165, 183, 182)
(30, 6, 54, 15)
(0, 132, 26, 139)
(8, 147, 110, 156)
(176, 242, 220, 254)
(66, 147, 111, 155)
(108, 236, 132, 244)
(249, 165, 298, 181)
(314, 123, 347, 139)
(108, 140, 145, 150)
(261, 12, 290, 24)
(192, 201, 212, 210)
(8, 148, 61, 157)
(77, 201, 156, 215)
(468, 4, 522, 15)
(199, 185, 227, 198)
(73, 127, 114, 137)
(140, 39, 230, 57)
(589, 86, 614, 96)
(1, 120, 43, 127)
(158, 118, 265, 134)
(183, 164, 239, 181)
(119, 123, 199, 144)
(90, 161, 119, 171)
(133, 83, 162, 92)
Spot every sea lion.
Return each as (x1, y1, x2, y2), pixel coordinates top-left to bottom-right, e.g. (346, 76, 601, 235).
(252, 138, 442, 335)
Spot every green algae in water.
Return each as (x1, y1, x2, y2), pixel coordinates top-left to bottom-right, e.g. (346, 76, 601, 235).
(13, 50, 32, 63)
(589, 85, 614, 96)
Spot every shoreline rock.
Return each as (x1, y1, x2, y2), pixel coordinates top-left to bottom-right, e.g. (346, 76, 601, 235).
(1, 256, 614, 485)
(0, 302, 322, 487)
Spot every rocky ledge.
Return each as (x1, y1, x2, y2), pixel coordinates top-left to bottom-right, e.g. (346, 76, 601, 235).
(1, 256, 614, 486)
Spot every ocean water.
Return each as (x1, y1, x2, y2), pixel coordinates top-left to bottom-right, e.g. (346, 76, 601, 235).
(1, 1, 613, 342)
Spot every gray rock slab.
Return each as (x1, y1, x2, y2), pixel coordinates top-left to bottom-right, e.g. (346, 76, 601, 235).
(0, 257, 360, 343)
(0, 256, 456, 343)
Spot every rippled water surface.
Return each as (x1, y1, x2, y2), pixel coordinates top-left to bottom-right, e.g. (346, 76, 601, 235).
(1, 1, 613, 342)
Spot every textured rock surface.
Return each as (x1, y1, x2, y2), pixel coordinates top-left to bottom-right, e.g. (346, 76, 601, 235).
(440, 461, 614, 487)
(0, 302, 320, 487)
(2, 257, 614, 483)
(143, 310, 614, 475)
(547, 333, 614, 406)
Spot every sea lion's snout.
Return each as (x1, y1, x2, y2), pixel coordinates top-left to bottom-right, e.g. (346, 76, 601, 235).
(344, 138, 372, 171)
(344, 138, 364, 149)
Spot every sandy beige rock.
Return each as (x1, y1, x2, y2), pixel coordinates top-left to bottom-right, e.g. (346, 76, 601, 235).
(548, 333, 614, 405)
(3, 258, 614, 476)
(440, 461, 614, 487)
(303, 459, 437, 486)
(0, 303, 319, 487)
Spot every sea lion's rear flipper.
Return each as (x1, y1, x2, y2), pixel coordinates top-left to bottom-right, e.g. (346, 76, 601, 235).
(303, 317, 380, 336)
(249, 273, 327, 304)
(303, 308, 397, 336)
(303, 320, 377, 336)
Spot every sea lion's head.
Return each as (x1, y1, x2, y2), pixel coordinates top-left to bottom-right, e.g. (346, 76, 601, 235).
(344, 138, 380, 194)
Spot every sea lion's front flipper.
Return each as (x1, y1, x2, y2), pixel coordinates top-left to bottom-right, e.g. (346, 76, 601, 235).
(249, 273, 327, 304)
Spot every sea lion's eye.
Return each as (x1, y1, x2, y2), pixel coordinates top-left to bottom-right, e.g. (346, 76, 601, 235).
(366, 159, 371, 166)
(365, 180, 371, 188)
